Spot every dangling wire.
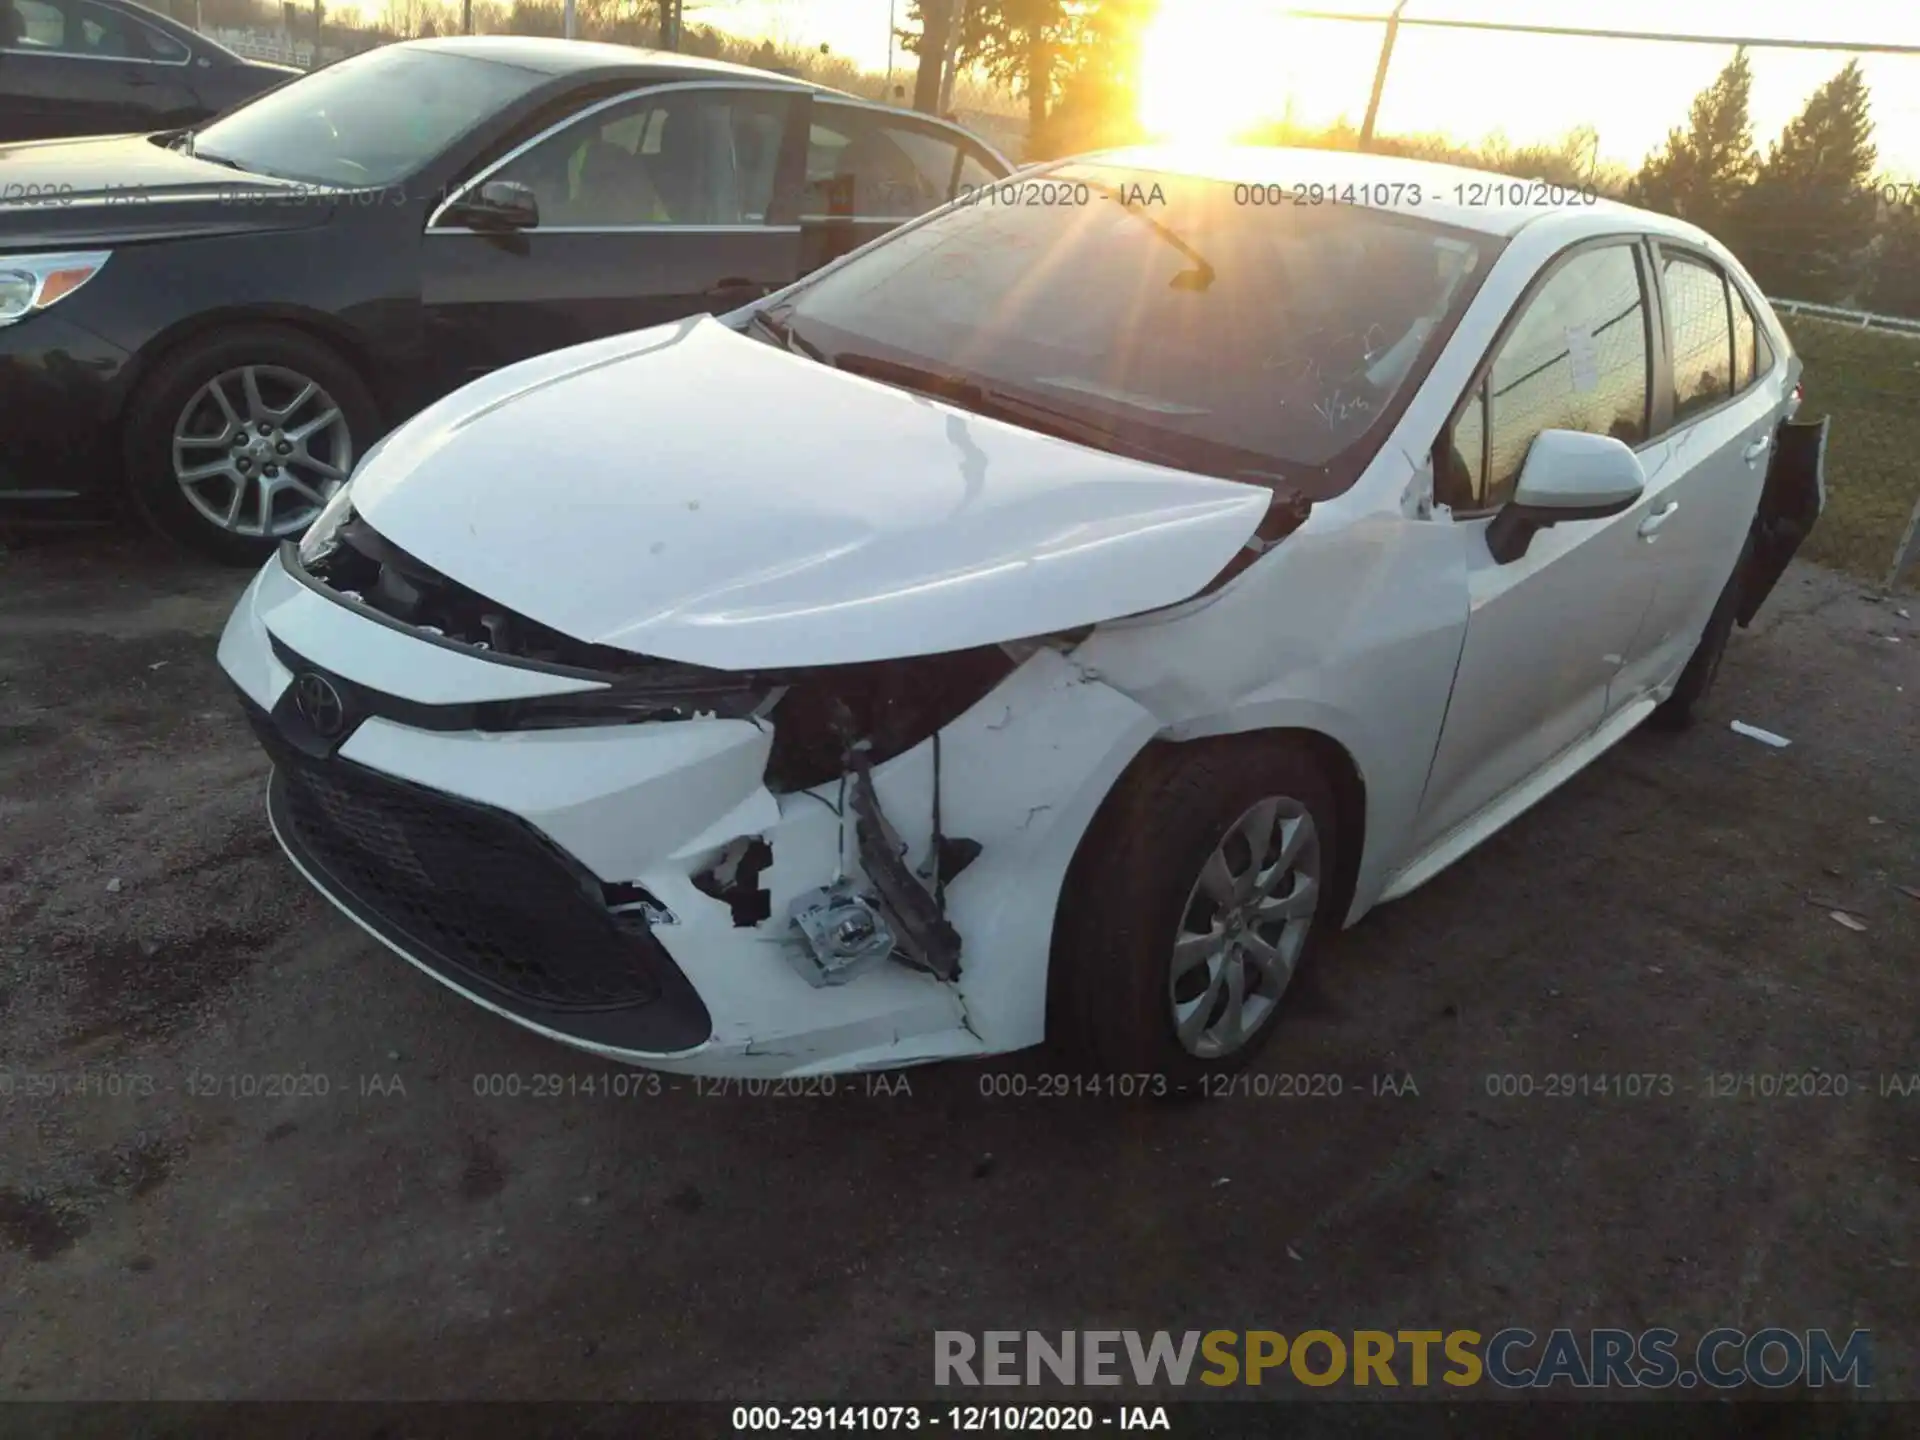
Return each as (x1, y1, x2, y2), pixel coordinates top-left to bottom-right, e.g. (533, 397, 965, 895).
(834, 769, 849, 882)
(931, 729, 946, 915)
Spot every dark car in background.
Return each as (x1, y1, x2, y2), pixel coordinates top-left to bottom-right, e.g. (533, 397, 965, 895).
(0, 0, 297, 142)
(0, 36, 1012, 561)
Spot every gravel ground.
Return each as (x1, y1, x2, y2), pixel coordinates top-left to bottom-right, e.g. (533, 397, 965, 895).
(0, 532, 1915, 1406)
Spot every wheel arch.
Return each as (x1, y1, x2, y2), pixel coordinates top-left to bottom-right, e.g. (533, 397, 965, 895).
(1055, 721, 1371, 947)
(113, 305, 392, 433)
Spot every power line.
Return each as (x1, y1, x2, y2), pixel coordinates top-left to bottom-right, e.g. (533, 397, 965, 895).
(1285, 10, 1920, 57)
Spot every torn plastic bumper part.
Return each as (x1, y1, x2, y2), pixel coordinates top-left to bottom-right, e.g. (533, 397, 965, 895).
(1738, 413, 1828, 627)
(217, 555, 981, 1076)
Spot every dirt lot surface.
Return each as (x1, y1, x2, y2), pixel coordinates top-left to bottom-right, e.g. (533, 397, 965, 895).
(1, 533, 1916, 1408)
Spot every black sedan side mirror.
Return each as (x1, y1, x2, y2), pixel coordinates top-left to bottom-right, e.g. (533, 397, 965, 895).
(444, 180, 540, 233)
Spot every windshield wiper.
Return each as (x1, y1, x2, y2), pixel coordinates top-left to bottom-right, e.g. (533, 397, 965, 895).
(747, 308, 827, 362)
(1081, 178, 1217, 292)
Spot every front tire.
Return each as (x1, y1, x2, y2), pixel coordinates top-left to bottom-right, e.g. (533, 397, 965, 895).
(1049, 737, 1340, 1091)
(122, 325, 379, 566)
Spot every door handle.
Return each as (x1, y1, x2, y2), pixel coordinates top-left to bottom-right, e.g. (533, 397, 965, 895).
(1743, 436, 1772, 464)
(1638, 501, 1679, 539)
(710, 277, 772, 296)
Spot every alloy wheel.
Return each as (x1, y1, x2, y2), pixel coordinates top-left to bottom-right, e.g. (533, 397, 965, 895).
(171, 364, 353, 539)
(1168, 795, 1321, 1059)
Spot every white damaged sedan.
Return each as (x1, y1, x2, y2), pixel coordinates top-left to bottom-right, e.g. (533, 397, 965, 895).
(218, 147, 1826, 1083)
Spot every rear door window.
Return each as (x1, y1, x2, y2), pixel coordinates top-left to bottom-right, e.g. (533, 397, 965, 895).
(7, 0, 63, 48)
(1729, 284, 1773, 392)
(1663, 253, 1734, 421)
(807, 103, 963, 219)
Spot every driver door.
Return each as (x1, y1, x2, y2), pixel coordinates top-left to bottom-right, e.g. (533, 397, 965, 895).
(420, 84, 809, 394)
(1412, 239, 1666, 851)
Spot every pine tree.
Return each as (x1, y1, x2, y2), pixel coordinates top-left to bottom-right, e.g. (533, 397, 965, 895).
(1867, 202, 1920, 320)
(1734, 60, 1879, 303)
(1626, 49, 1757, 237)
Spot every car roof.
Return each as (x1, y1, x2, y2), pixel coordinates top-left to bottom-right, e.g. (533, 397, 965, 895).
(393, 34, 833, 89)
(383, 37, 1015, 165)
(1077, 144, 1693, 243)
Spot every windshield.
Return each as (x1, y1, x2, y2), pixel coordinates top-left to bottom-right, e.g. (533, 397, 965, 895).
(775, 163, 1497, 489)
(189, 47, 551, 187)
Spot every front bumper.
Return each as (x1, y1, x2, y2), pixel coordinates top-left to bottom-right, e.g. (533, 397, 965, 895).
(0, 311, 129, 517)
(218, 552, 1160, 1077)
(247, 699, 714, 1052)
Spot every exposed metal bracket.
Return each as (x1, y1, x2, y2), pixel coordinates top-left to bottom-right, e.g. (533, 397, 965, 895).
(847, 749, 963, 981)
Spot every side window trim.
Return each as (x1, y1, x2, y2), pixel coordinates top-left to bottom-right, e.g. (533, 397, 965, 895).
(425, 78, 811, 233)
(804, 93, 1015, 173)
(1432, 233, 1653, 519)
(1639, 236, 1675, 439)
(1436, 377, 1489, 514)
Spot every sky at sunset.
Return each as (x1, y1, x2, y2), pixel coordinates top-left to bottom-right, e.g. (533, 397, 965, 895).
(378, 0, 1920, 175)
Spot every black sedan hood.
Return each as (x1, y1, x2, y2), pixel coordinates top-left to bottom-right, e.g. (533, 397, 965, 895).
(0, 133, 336, 248)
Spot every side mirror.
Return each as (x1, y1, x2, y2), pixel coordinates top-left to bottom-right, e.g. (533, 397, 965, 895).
(443, 180, 539, 232)
(1486, 429, 1646, 564)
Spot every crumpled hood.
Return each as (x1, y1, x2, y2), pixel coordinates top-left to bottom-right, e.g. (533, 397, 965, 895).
(349, 315, 1272, 670)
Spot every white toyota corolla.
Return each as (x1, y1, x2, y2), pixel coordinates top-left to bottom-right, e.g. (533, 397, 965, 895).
(219, 147, 1826, 1085)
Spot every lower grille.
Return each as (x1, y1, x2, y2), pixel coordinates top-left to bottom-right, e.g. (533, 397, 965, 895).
(248, 706, 672, 1013)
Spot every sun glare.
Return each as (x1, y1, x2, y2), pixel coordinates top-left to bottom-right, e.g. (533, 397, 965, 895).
(1137, 0, 1296, 142)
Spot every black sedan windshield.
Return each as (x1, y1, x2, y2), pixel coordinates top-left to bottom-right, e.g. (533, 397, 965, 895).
(778, 164, 1496, 487)
(190, 47, 550, 186)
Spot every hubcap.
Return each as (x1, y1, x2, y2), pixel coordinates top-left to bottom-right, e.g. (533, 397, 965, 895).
(1168, 795, 1321, 1060)
(171, 364, 351, 538)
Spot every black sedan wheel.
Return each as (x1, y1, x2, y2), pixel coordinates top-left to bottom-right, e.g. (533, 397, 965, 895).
(124, 326, 379, 566)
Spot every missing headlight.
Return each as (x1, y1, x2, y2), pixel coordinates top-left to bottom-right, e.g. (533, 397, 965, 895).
(761, 647, 1018, 793)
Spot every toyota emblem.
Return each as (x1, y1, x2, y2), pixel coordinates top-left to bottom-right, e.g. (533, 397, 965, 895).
(293, 671, 346, 739)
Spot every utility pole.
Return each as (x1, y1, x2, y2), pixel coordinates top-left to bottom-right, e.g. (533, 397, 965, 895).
(886, 0, 896, 92)
(1358, 0, 1406, 152)
(313, 0, 322, 61)
(461, 0, 470, 35)
(564, 0, 575, 39)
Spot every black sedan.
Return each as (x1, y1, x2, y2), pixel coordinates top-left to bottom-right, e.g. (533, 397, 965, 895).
(0, 36, 1012, 561)
(1, 0, 297, 143)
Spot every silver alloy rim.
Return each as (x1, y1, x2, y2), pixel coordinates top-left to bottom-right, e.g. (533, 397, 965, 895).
(1169, 795, 1321, 1059)
(171, 365, 352, 538)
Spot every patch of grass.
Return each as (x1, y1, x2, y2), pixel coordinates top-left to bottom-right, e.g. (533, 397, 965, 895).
(1783, 315, 1920, 588)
